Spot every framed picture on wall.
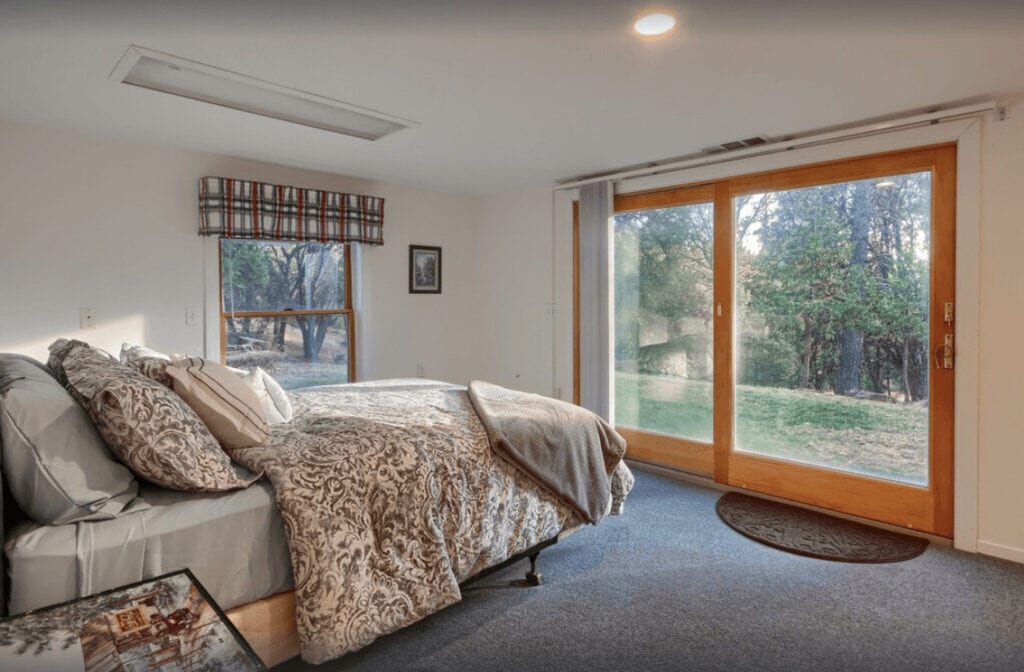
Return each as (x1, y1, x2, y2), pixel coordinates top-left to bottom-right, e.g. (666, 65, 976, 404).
(409, 245, 442, 294)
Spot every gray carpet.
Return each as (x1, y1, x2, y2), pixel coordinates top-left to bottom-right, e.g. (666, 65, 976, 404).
(278, 467, 1024, 671)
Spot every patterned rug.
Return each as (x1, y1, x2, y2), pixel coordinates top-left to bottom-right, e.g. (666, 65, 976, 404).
(716, 492, 929, 563)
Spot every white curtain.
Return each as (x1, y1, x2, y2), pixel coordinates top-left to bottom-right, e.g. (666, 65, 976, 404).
(578, 182, 614, 421)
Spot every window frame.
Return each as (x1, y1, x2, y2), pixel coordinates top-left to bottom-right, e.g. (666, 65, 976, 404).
(217, 240, 356, 384)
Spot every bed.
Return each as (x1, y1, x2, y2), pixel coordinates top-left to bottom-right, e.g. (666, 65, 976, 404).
(0, 348, 632, 667)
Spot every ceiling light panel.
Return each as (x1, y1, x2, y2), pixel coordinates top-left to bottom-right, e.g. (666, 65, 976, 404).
(111, 46, 417, 141)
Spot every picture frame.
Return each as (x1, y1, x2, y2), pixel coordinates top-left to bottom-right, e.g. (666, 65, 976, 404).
(0, 568, 265, 671)
(409, 245, 442, 294)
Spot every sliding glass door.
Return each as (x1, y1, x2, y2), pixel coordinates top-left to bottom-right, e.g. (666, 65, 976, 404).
(588, 145, 956, 536)
(733, 171, 933, 484)
(605, 186, 717, 474)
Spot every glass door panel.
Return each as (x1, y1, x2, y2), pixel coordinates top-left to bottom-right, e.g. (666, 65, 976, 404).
(734, 171, 932, 485)
(614, 202, 714, 442)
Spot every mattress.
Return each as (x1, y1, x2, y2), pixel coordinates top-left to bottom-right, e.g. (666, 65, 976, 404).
(4, 480, 293, 615)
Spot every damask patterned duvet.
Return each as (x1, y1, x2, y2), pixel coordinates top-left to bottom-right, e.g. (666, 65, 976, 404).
(230, 379, 631, 664)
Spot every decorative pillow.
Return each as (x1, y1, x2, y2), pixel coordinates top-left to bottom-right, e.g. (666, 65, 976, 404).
(165, 358, 272, 450)
(240, 367, 294, 424)
(47, 338, 114, 389)
(61, 341, 135, 408)
(89, 374, 261, 492)
(0, 353, 144, 525)
(127, 356, 174, 388)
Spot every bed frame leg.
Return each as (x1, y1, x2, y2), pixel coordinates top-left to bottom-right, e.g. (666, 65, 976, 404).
(525, 551, 543, 586)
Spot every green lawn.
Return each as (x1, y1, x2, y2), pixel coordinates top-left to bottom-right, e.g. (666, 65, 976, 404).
(615, 371, 928, 485)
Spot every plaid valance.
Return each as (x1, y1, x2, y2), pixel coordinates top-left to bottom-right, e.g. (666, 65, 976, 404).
(198, 176, 384, 245)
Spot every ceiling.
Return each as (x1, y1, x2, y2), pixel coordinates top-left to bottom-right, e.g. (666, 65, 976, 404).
(1, 1, 1022, 195)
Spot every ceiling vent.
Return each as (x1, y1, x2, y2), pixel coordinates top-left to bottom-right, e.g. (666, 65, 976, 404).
(110, 45, 417, 141)
(701, 135, 774, 155)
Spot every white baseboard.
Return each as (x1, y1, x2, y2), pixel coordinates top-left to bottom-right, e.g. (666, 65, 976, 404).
(977, 541, 1024, 565)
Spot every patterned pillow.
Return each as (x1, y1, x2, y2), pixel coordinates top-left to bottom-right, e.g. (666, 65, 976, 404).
(89, 374, 262, 492)
(59, 341, 129, 407)
(47, 338, 115, 390)
(127, 356, 175, 388)
(119, 342, 175, 387)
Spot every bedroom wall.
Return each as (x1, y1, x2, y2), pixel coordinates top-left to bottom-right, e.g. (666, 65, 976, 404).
(470, 187, 568, 397)
(472, 98, 1024, 563)
(973, 98, 1024, 563)
(0, 118, 483, 385)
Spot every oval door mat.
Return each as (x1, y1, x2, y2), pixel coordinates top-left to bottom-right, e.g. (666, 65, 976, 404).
(716, 492, 929, 563)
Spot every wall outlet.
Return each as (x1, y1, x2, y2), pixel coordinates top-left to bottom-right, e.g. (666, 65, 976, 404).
(79, 307, 96, 330)
(186, 304, 200, 326)
(416, 363, 424, 378)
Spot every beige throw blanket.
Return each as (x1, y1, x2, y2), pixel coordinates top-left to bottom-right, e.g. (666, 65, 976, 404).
(467, 380, 626, 525)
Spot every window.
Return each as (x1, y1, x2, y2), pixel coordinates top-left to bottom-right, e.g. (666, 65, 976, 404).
(219, 239, 354, 389)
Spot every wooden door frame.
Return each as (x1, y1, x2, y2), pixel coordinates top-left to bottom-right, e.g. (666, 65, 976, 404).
(573, 144, 956, 536)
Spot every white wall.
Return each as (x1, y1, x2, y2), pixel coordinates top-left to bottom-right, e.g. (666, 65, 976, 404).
(354, 184, 481, 383)
(975, 99, 1024, 563)
(473, 99, 1024, 562)
(0, 118, 482, 385)
(471, 188, 564, 395)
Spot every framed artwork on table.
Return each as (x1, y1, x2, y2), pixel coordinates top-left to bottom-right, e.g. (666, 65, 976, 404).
(0, 569, 264, 671)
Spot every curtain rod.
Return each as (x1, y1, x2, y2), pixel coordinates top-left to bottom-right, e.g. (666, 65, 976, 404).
(553, 101, 998, 192)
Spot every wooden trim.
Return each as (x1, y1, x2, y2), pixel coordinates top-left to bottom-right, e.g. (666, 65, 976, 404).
(929, 144, 957, 537)
(726, 452, 938, 533)
(226, 591, 300, 668)
(572, 201, 580, 405)
(344, 245, 356, 381)
(712, 181, 733, 484)
(218, 240, 226, 360)
(727, 144, 954, 196)
(225, 309, 352, 318)
(614, 183, 715, 213)
(617, 427, 713, 476)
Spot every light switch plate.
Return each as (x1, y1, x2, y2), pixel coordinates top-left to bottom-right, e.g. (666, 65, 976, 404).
(186, 304, 200, 326)
(79, 307, 96, 330)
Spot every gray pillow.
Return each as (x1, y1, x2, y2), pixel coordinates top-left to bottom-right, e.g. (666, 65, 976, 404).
(0, 354, 144, 525)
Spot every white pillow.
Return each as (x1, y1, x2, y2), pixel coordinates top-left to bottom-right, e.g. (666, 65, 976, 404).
(165, 358, 271, 450)
(120, 341, 171, 364)
(240, 367, 294, 425)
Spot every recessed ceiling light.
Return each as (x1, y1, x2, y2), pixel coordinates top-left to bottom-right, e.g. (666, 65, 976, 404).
(110, 45, 417, 141)
(875, 181, 897, 188)
(633, 12, 677, 38)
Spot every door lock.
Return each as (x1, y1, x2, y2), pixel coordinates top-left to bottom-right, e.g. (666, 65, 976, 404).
(934, 334, 954, 370)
